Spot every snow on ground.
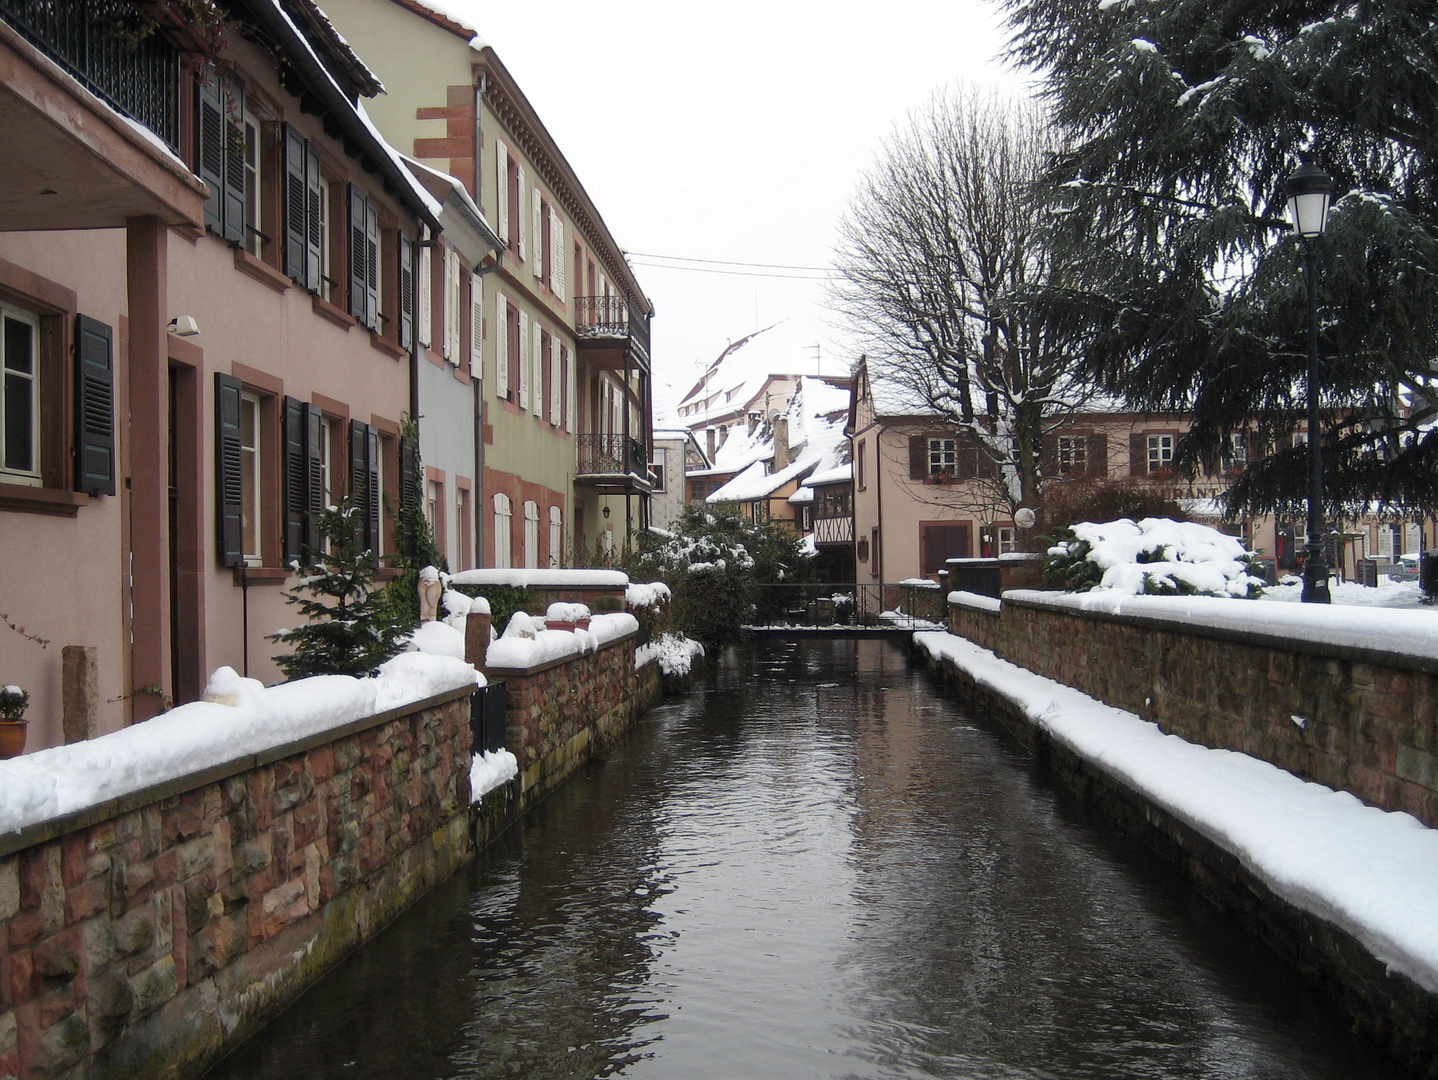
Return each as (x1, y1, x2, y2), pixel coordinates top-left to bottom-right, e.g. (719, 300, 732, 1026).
(470, 749, 518, 800)
(914, 629, 1438, 995)
(0, 639, 481, 836)
(1263, 578, 1428, 609)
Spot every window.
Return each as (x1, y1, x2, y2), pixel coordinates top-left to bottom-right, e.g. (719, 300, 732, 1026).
(1147, 434, 1174, 473)
(1058, 436, 1087, 477)
(799, 505, 812, 531)
(457, 485, 472, 570)
(997, 526, 1018, 555)
(1221, 433, 1247, 472)
(750, 500, 768, 522)
(857, 440, 866, 490)
(239, 391, 262, 564)
(651, 447, 668, 492)
(348, 186, 382, 331)
(549, 505, 562, 567)
(197, 72, 247, 245)
(427, 477, 446, 560)
(927, 438, 958, 477)
(242, 107, 262, 257)
(523, 500, 539, 568)
(1, 308, 40, 483)
(493, 493, 512, 567)
(1292, 430, 1308, 447)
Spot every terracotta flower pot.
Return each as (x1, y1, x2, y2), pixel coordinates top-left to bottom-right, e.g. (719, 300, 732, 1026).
(0, 719, 27, 759)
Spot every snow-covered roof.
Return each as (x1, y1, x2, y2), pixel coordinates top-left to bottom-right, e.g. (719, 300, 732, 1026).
(789, 486, 814, 505)
(806, 463, 852, 487)
(708, 457, 817, 503)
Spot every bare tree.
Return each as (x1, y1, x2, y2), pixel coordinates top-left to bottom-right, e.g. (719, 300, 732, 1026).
(834, 86, 1092, 516)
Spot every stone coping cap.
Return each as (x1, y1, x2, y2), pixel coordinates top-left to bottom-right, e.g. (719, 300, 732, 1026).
(1003, 590, 1438, 676)
(948, 591, 1003, 613)
(484, 629, 637, 678)
(0, 685, 474, 859)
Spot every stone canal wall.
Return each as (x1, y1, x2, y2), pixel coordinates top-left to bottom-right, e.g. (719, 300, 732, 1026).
(947, 589, 1438, 829)
(483, 627, 662, 815)
(0, 688, 473, 1080)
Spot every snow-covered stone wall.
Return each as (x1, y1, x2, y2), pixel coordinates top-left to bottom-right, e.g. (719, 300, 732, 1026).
(946, 590, 1438, 828)
(0, 687, 473, 1080)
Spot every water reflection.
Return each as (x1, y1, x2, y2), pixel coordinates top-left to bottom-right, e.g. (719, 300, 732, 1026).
(206, 639, 1400, 1080)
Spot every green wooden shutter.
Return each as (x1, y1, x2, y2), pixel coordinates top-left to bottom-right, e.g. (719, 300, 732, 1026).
(74, 315, 115, 496)
(283, 396, 307, 566)
(304, 404, 324, 559)
(196, 74, 225, 233)
(283, 125, 308, 283)
(399, 234, 414, 351)
(215, 373, 245, 567)
(221, 77, 246, 245)
(349, 185, 368, 323)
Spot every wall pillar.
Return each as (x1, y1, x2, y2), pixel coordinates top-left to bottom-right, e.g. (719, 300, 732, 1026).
(126, 215, 170, 721)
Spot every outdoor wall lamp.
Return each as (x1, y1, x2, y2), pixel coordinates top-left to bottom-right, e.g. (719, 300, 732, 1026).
(167, 315, 200, 337)
(1285, 162, 1335, 603)
(602, 505, 611, 519)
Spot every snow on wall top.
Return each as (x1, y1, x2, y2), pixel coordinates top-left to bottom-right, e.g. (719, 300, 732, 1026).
(446, 568, 630, 588)
(485, 612, 639, 670)
(0, 648, 480, 837)
(1005, 589, 1438, 661)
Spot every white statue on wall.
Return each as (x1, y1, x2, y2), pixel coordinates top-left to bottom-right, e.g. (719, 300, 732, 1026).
(417, 565, 443, 622)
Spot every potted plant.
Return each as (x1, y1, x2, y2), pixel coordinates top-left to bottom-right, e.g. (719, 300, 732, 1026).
(0, 684, 28, 759)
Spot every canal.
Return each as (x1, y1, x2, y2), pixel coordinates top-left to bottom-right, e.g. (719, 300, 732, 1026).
(206, 638, 1396, 1079)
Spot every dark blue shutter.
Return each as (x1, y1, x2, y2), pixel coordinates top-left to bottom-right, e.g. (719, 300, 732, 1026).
(305, 142, 324, 293)
(215, 373, 244, 567)
(73, 315, 115, 496)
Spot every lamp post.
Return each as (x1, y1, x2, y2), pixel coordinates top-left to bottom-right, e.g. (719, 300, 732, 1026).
(1286, 162, 1335, 604)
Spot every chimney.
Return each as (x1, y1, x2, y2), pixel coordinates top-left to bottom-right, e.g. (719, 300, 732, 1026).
(705, 427, 716, 461)
(747, 410, 761, 435)
(772, 416, 790, 470)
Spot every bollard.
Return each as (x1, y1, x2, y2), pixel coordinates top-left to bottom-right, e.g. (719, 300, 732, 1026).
(62, 644, 98, 743)
(465, 609, 492, 673)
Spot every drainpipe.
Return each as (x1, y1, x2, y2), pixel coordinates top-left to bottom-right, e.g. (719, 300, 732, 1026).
(471, 255, 503, 566)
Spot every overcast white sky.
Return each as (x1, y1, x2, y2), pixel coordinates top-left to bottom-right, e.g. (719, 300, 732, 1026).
(439, 0, 1030, 416)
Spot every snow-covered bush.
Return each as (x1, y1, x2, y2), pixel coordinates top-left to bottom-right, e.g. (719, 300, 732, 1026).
(1044, 518, 1265, 598)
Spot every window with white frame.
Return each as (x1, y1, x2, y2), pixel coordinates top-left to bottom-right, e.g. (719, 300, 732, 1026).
(239, 391, 263, 564)
(549, 505, 562, 567)
(523, 500, 539, 569)
(1146, 434, 1174, 473)
(1, 307, 40, 484)
(927, 437, 958, 477)
(493, 493, 512, 568)
(242, 108, 262, 258)
(651, 447, 667, 492)
(997, 526, 1018, 554)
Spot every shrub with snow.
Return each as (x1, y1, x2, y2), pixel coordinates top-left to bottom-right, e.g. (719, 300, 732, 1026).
(1044, 518, 1265, 598)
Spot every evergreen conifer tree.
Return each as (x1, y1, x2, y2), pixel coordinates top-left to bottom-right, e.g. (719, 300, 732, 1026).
(1007, 0, 1438, 518)
(268, 494, 408, 679)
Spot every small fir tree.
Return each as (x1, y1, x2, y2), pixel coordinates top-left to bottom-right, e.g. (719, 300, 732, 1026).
(268, 494, 408, 679)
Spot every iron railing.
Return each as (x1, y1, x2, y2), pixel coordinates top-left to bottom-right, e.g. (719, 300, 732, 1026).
(751, 583, 948, 629)
(0, 0, 180, 149)
(574, 295, 651, 362)
(470, 681, 507, 755)
(575, 433, 648, 479)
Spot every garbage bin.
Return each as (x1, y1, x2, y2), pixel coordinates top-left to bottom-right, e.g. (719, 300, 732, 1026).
(1421, 550, 1438, 601)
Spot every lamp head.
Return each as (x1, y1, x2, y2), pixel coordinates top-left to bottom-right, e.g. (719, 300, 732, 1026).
(1285, 163, 1335, 239)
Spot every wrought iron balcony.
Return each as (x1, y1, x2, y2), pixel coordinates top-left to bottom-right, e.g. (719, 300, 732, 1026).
(575, 433, 651, 492)
(574, 295, 651, 365)
(0, 0, 181, 149)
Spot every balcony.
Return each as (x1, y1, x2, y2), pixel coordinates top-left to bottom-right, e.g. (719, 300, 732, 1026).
(574, 295, 650, 370)
(1, 0, 180, 148)
(574, 434, 652, 493)
(812, 515, 853, 546)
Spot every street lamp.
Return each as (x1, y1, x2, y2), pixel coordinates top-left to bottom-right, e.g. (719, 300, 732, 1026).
(1286, 163, 1335, 604)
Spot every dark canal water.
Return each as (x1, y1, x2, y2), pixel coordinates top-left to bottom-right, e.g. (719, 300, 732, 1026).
(206, 638, 1397, 1079)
